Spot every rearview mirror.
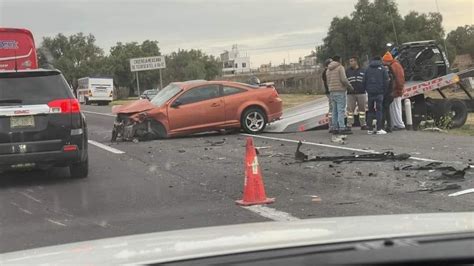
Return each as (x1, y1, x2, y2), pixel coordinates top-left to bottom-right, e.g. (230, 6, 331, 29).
(171, 100, 182, 108)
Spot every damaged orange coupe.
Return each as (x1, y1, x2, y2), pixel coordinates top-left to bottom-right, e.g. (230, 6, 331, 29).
(111, 80, 282, 141)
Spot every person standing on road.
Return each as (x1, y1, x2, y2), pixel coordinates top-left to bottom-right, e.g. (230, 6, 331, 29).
(362, 56, 389, 135)
(322, 58, 334, 132)
(382, 52, 406, 130)
(346, 56, 368, 130)
(326, 55, 355, 135)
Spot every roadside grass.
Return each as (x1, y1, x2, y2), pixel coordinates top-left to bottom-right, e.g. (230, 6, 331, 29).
(279, 94, 324, 109)
(449, 113, 474, 136)
(110, 97, 138, 106)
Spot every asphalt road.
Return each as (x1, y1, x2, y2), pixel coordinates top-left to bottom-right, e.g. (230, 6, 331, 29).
(1, 104, 473, 253)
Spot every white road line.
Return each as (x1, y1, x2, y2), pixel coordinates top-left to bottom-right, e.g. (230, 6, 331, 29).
(449, 188, 474, 197)
(88, 140, 125, 154)
(19, 192, 42, 203)
(82, 110, 115, 117)
(243, 205, 300, 222)
(243, 134, 441, 163)
(45, 218, 67, 227)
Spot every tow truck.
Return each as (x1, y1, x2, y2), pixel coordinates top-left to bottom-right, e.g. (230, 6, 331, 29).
(265, 67, 474, 133)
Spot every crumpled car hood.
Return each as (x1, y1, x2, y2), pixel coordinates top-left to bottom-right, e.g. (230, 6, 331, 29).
(112, 99, 156, 114)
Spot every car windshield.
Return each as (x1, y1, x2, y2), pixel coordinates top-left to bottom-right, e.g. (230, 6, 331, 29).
(1, 0, 474, 263)
(150, 83, 181, 107)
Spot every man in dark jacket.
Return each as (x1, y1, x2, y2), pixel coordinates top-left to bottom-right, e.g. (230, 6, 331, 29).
(362, 56, 389, 135)
(346, 56, 367, 130)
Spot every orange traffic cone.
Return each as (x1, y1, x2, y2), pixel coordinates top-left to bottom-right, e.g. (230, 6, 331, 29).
(236, 137, 275, 206)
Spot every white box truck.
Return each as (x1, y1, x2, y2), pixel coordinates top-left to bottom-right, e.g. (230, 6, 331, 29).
(77, 77, 114, 105)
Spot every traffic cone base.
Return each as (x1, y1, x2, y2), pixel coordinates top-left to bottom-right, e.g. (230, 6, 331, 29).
(236, 198, 275, 206)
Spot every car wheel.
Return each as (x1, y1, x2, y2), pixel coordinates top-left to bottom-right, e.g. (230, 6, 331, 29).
(241, 108, 267, 134)
(85, 97, 89, 105)
(149, 121, 167, 139)
(70, 157, 88, 178)
(449, 100, 468, 128)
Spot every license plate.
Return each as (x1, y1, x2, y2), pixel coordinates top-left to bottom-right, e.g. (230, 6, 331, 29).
(10, 116, 35, 128)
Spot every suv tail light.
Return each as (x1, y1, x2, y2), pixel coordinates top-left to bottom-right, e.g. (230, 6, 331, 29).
(48, 99, 80, 113)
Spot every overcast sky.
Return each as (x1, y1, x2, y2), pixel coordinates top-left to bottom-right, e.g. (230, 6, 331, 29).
(1, 0, 472, 66)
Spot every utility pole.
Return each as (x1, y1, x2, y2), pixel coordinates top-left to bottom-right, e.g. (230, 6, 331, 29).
(435, 0, 450, 60)
(135, 72, 140, 97)
(388, 8, 399, 45)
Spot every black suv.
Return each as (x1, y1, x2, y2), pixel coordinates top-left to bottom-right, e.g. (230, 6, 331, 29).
(0, 69, 88, 178)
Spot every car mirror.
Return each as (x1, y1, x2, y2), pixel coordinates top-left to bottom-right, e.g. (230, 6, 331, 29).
(171, 100, 182, 108)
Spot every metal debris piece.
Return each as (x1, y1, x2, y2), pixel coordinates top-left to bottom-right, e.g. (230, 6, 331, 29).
(416, 181, 461, 192)
(294, 142, 410, 163)
(331, 135, 347, 145)
(394, 162, 469, 180)
(206, 138, 227, 146)
(295, 141, 309, 162)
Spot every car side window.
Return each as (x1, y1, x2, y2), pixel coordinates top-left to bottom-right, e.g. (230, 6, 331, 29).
(223, 86, 245, 96)
(177, 85, 220, 105)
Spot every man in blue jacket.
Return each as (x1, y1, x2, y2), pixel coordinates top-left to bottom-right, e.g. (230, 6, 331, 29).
(346, 56, 367, 130)
(362, 56, 389, 135)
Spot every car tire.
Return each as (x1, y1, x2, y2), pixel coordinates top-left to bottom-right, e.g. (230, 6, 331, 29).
(241, 107, 267, 134)
(85, 98, 90, 105)
(149, 121, 167, 139)
(449, 100, 468, 128)
(70, 157, 88, 178)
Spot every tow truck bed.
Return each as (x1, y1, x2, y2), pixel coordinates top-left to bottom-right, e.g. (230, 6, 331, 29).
(265, 68, 474, 133)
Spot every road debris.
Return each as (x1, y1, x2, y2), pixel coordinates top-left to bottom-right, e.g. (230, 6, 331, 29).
(178, 149, 186, 153)
(416, 181, 461, 192)
(423, 127, 448, 133)
(331, 135, 347, 145)
(449, 188, 474, 197)
(394, 162, 469, 180)
(335, 201, 358, 205)
(205, 138, 227, 146)
(294, 142, 410, 163)
(295, 141, 309, 162)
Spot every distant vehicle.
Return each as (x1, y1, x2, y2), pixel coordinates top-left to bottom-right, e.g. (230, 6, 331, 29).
(77, 77, 114, 105)
(0, 28, 38, 71)
(140, 89, 159, 100)
(111, 80, 282, 141)
(389, 40, 449, 81)
(0, 69, 88, 178)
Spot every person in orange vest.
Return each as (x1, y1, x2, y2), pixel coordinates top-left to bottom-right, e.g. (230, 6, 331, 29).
(382, 52, 406, 130)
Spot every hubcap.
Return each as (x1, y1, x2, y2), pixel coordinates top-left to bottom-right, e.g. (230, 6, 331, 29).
(245, 112, 264, 132)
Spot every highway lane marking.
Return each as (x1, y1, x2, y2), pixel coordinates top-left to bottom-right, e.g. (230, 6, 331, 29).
(10, 202, 33, 215)
(45, 218, 67, 227)
(19, 192, 42, 203)
(449, 188, 474, 197)
(88, 140, 125, 154)
(243, 134, 443, 163)
(82, 110, 115, 117)
(243, 205, 300, 222)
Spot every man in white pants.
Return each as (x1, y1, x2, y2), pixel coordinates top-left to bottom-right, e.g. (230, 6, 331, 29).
(382, 52, 406, 130)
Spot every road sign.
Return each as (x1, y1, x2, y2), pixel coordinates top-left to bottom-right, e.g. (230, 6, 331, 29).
(130, 56, 166, 72)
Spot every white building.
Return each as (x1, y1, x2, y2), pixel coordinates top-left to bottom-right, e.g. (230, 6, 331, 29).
(220, 44, 251, 74)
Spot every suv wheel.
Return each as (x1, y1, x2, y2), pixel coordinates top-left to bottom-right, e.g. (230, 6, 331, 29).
(70, 157, 89, 178)
(241, 108, 267, 134)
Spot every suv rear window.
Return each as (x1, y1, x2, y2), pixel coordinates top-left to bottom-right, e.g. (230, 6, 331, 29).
(0, 73, 72, 105)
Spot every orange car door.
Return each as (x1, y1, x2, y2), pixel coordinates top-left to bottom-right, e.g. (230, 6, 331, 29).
(222, 86, 248, 124)
(167, 85, 225, 132)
